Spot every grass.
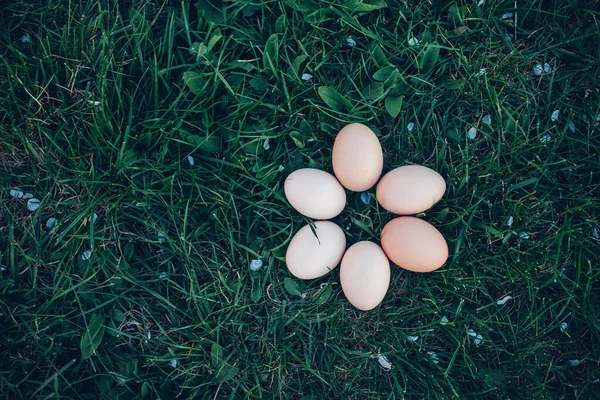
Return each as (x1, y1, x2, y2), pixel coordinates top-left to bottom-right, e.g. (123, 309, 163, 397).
(1, 0, 599, 398)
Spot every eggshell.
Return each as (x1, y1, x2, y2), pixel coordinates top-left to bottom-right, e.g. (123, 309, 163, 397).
(332, 123, 383, 191)
(286, 221, 346, 279)
(340, 241, 390, 311)
(284, 168, 346, 219)
(381, 217, 448, 273)
(376, 165, 446, 215)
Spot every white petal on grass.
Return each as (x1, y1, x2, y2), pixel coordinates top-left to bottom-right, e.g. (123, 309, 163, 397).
(427, 351, 439, 364)
(496, 296, 512, 305)
(568, 359, 580, 367)
(440, 316, 449, 325)
(476, 68, 486, 77)
(27, 198, 40, 211)
(157, 232, 166, 242)
(407, 335, 419, 342)
(407, 122, 415, 132)
(532, 63, 544, 76)
(543, 63, 552, 73)
(278, 165, 285, 173)
(408, 37, 419, 46)
(596, 112, 600, 122)
(10, 189, 24, 199)
(560, 322, 568, 332)
(81, 249, 92, 261)
(360, 192, 371, 205)
(159, 272, 168, 279)
(569, 122, 576, 132)
(170, 359, 178, 368)
(0, 267, 5, 271)
(301, 73, 313, 81)
(477, 0, 485, 5)
(474, 334, 483, 345)
(468, 329, 478, 337)
(88, 100, 101, 106)
(501, 12, 513, 19)
(593, 227, 600, 239)
(187, 155, 195, 166)
(540, 135, 551, 144)
(23, 193, 34, 199)
(146, 331, 152, 340)
(46, 217, 57, 228)
(468, 127, 477, 140)
(507, 216, 514, 227)
(482, 115, 491, 125)
(376, 354, 392, 370)
(249, 259, 263, 271)
(519, 232, 530, 239)
(551, 110, 559, 121)
(263, 138, 270, 150)
(21, 34, 31, 43)
(345, 38, 357, 47)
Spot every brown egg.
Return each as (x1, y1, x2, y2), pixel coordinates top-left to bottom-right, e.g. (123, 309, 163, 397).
(286, 221, 346, 280)
(332, 123, 383, 191)
(376, 165, 446, 215)
(340, 241, 390, 310)
(381, 217, 448, 272)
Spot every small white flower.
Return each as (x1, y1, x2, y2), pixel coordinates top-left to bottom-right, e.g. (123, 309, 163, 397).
(1, 267, 6, 271)
(88, 100, 101, 106)
(187, 155, 195, 166)
(157, 232, 166, 242)
(532, 63, 544, 76)
(427, 351, 439, 364)
(496, 296, 512, 305)
(474, 334, 483, 345)
(9, 189, 24, 199)
(468, 329, 478, 337)
(23, 193, 34, 199)
(263, 138, 271, 150)
(376, 354, 392, 370)
(170, 359, 178, 368)
(440, 316, 449, 325)
(569, 122, 576, 132)
(345, 38, 357, 47)
(551, 110, 559, 121)
(407, 335, 419, 342)
(407, 122, 415, 132)
(560, 322, 568, 332)
(408, 37, 419, 46)
(482, 115, 491, 125)
(501, 12, 513, 19)
(21, 35, 31, 43)
(27, 198, 40, 211)
(596, 112, 600, 122)
(46, 217, 57, 228)
(468, 127, 477, 140)
(146, 331, 152, 340)
(476, 68, 486, 77)
(301, 73, 313, 81)
(519, 232, 529, 239)
(506, 216, 514, 227)
(568, 359, 580, 367)
(540, 135, 551, 144)
(159, 272, 168, 279)
(249, 259, 263, 271)
(81, 249, 92, 261)
(278, 165, 285, 173)
(360, 192, 371, 205)
(543, 63, 552, 73)
(477, 0, 485, 5)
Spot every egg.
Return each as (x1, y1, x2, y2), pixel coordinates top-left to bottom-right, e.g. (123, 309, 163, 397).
(286, 221, 346, 279)
(376, 165, 446, 215)
(284, 168, 346, 219)
(340, 241, 390, 310)
(381, 216, 448, 273)
(332, 123, 383, 191)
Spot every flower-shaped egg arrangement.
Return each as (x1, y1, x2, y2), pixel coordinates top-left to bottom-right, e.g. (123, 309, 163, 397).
(284, 123, 448, 311)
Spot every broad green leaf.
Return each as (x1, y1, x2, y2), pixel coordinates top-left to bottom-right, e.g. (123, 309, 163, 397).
(249, 77, 269, 91)
(454, 26, 468, 35)
(311, 284, 333, 305)
(290, 131, 305, 148)
(263, 34, 279, 76)
(111, 307, 125, 323)
(140, 382, 152, 399)
(250, 276, 262, 303)
(275, 14, 287, 33)
(443, 79, 465, 90)
(318, 86, 353, 112)
(346, 0, 388, 12)
(284, 277, 303, 297)
(369, 43, 388, 68)
(206, 28, 222, 51)
(385, 95, 404, 118)
(183, 71, 206, 96)
(80, 313, 105, 360)
(187, 134, 222, 152)
(211, 343, 223, 367)
(214, 364, 239, 383)
(123, 242, 134, 262)
(373, 66, 397, 81)
(288, 54, 308, 80)
(197, 0, 224, 24)
(361, 82, 385, 101)
(419, 45, 440, 71)
(383, 69, 401, 88)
